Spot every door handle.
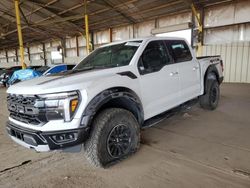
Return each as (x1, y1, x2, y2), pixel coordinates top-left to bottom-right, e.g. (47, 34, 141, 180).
(192, 66, 199, 71)
(170, 72, 179, 76)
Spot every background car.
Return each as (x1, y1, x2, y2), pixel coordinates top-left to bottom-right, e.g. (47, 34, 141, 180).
(36, 66, 50, 74)
(27, 66, 42, 71)
(42, 64, 75, 75)
(0, 66, 22, 87)
(0, 68, 7, 87)
(7, 64, 76, 86)
(0, 68, 6, 75)
(8, 68, 42, 86)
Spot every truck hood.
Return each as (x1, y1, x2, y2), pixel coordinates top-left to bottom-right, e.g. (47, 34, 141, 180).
(7, 67, 121, 95)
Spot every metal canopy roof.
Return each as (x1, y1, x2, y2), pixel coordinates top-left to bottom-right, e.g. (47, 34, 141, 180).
(0, 0, 231, 49)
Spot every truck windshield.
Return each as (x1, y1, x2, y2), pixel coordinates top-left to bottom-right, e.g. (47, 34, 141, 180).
(74, 41, 142, 70)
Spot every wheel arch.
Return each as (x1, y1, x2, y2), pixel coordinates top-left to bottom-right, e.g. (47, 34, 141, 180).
(81, 87, 144, 129)
(203, 65, 220, 94)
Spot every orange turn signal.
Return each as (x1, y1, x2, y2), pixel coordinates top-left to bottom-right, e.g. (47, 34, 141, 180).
(70, 99, 78, 112)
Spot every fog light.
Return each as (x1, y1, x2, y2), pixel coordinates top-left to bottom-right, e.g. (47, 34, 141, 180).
(65, 133, 74, 140)
(51, 133, 77, 144)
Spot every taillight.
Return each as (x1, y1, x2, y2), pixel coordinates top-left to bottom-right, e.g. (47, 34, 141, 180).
(220, 60, 224, 72)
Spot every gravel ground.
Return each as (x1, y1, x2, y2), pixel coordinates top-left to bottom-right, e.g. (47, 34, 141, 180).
(0, 83, 250, 188)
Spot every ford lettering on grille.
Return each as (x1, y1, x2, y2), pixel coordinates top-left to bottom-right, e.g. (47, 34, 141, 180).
(7, 94, 47, 125)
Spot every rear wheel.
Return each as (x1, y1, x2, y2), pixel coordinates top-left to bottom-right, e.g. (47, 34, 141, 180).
(199, 77, 220, 110)
(84, 108, 140, 168)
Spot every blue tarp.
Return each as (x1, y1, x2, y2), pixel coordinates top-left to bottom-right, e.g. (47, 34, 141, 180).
(8, 69, 42, 85)
(7, 64, 69, 85)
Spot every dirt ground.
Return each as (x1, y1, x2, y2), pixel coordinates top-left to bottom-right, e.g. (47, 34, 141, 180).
(0, 83, 250, 188)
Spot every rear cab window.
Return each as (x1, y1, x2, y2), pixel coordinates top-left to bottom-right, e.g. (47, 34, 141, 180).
(165, 40, 193, 63)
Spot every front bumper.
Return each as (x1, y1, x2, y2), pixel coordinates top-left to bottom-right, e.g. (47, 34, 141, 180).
(6, 121, 90, 152)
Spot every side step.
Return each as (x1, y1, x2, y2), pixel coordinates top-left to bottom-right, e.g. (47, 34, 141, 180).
(142, 109, 178, 129)
(142, 98, 198, 129)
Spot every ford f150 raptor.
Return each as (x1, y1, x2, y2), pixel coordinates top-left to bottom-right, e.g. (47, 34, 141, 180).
(6, 37, 223, 167)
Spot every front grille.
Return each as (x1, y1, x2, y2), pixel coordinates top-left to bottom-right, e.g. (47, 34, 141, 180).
(10, 112, 42, 125)
(7, 94, 36, 105)
(7, 94, 47, 126)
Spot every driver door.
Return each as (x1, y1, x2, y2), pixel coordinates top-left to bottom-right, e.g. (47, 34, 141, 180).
(138, 40, 181, 120)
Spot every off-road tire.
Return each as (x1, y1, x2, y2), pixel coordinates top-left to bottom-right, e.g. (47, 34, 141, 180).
(84, 108, 140, 168)
(199, 77, 220, 110)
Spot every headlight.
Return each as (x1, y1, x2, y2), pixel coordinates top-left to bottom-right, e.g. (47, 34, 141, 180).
(35, 91, 80, 122)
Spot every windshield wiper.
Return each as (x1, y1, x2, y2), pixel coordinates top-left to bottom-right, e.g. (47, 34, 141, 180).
(94, 65, 117, 69)
(72, 66, 96, 73)
(73, 65, 117, 72)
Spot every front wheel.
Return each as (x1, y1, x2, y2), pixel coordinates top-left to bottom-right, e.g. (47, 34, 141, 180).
(199, 78, 220, 110)
(84, 108, 140, 168)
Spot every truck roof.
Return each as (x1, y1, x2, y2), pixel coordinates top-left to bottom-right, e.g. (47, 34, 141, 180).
(100, 36, 186, 48)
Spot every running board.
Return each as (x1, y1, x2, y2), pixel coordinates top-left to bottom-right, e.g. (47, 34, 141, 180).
(142, 98, 198, 129)
(142, 109, 178, 129)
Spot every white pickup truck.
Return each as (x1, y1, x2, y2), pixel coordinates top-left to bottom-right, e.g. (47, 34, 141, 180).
(6, 37, 223, 167)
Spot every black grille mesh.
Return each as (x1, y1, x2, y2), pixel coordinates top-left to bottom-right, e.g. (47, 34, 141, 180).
(7, 94, 36, 105)
(7, 94, 46, 125)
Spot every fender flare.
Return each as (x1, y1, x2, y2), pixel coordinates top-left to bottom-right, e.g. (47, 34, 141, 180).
(203, 64, 219, 94)
(80, 87, 144, 128)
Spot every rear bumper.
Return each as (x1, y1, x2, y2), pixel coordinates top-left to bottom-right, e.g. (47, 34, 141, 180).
(219, 76, 224, 84)
(6, 121, 89, 152)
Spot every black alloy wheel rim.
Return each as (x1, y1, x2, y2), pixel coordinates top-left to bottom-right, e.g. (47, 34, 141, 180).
(107, 124, 132, 158)
(211, 87, 218, 104)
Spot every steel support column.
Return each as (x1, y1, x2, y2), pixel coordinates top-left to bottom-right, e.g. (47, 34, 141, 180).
(76, 36, 79, 57)
(109, 28, 112, 42)
(42, 43, 47, 66)
(14, 0, 26, 69)
(84, 0, 90, 54)
(191, 3, 203, 57)
(5, 50, 8, 63)
(27, 47, 31, 61)
(91, 32, 94, 51)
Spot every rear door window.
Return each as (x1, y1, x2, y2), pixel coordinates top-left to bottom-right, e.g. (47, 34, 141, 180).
(166, 40, 192, 63)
